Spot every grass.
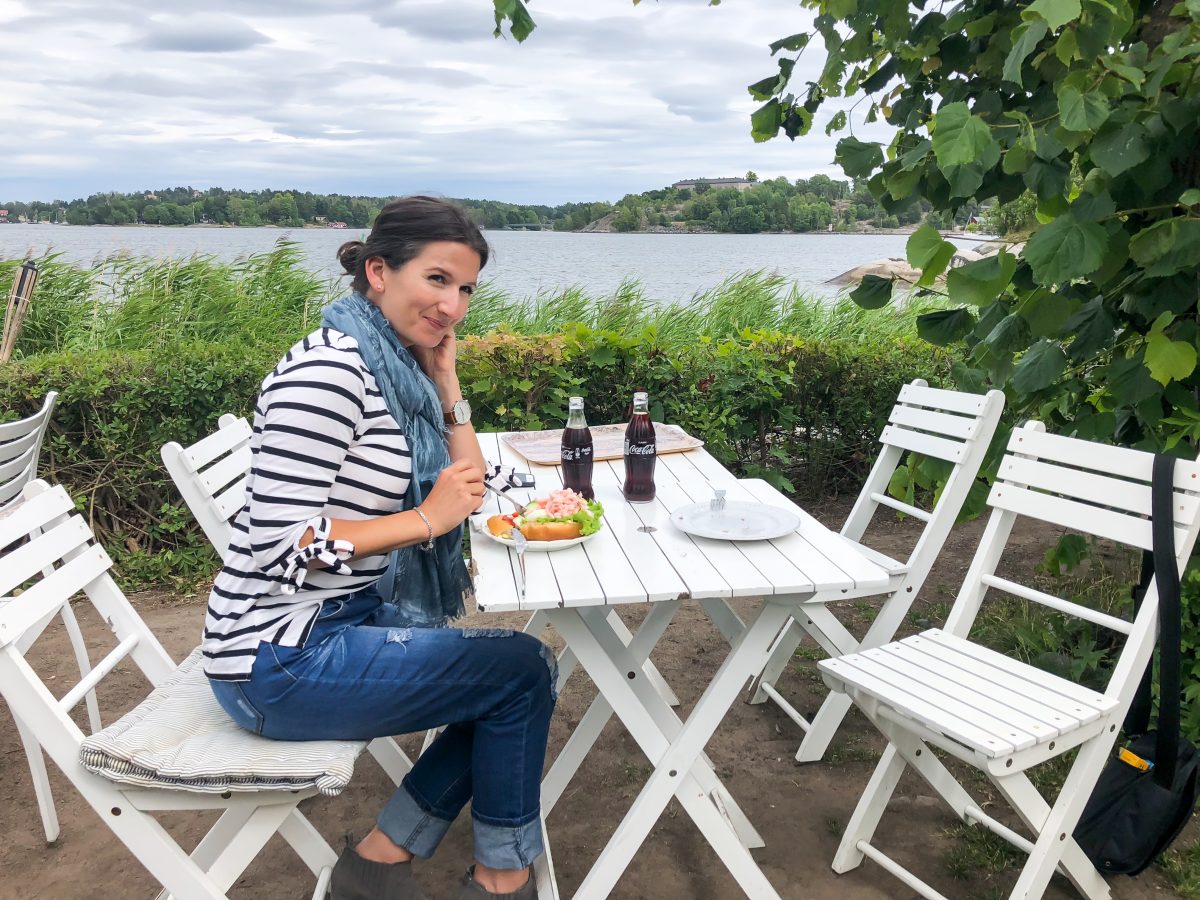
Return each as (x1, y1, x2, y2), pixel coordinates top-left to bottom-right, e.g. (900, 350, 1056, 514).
(3, 249, 946, 357)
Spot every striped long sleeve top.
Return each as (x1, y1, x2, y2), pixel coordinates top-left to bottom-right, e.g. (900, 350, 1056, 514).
(203, 328, 413, 680)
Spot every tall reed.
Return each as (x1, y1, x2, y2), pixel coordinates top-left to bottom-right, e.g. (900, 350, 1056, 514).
(2, 249, 939, 356)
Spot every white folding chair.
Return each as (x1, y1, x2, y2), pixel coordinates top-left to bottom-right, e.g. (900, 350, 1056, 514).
(749, 378, 1005, 761)
(2, 390, 105, 843)
(160, 414, 414, 785)
(163, 417, 561, 898)
(820, 423, 1200, 900)
(0, 480, 357, 899)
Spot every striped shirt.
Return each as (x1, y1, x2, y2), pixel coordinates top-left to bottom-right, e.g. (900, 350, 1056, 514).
(203, 328, 413, 680)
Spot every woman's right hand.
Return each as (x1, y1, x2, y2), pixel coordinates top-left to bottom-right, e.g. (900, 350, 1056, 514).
(420, 459, 485, 535)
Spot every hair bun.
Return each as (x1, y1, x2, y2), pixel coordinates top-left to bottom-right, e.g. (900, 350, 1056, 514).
(337, 240, 365, 275)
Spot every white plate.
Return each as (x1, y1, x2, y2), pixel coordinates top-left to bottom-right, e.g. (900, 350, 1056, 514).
(670, 501, 800, 541)
(479, 528, 600, 553)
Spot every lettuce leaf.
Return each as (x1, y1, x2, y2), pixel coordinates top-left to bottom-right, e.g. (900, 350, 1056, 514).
(539, 499, 605, 536)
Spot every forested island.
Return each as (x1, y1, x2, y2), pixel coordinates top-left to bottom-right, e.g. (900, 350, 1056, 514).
(2, 173, 991, 234)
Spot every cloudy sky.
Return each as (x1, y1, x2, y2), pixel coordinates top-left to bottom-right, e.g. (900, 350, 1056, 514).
(0, 0, 884, 205)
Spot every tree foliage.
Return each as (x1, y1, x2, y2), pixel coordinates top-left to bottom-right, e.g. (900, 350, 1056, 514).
(496, 0, 1200, 451)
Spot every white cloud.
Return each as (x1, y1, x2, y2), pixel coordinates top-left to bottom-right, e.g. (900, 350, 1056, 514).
(0, 0, 893, 203)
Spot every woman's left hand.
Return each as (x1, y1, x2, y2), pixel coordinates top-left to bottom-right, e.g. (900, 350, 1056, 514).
(411, 329, 458, 386)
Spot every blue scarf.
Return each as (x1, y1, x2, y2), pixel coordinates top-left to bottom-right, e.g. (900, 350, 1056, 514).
(322, 292, 470, 625)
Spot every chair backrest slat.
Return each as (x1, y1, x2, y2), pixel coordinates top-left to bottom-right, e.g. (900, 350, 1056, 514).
(999, 454, 1200, 524)
(0, 392, 57, 511)
(0, 545, 111, 649)
(988, 482, 1179, 552)
(896, 381, 992, 417)
(0, 483, 75, 548)
(888, 404, 983, 441)
(879, 423, 968, 464)
(202, 444, 251, 497)
(161, 415, 251, 559)
(184, 416, 252, 469)
(0, 428, 42, 466)
(0, 516, 93, 596)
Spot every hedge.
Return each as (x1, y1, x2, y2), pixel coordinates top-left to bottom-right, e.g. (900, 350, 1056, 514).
(0, 328, 949, 587)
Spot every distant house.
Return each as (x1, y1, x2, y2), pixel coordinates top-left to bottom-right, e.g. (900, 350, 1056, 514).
(144, 191, 159, 201)
(313, 215, 328, 225)
(0, 209, 8, 222)
(672, 177, 753, 192)
(329, 221, 348, 228)
(192, 189, 204, 198)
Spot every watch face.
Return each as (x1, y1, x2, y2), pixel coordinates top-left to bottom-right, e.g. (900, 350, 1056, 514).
(453, 398, 471, 425)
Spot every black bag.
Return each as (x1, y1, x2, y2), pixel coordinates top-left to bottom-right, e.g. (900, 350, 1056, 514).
(1073, 453, 1200, 875)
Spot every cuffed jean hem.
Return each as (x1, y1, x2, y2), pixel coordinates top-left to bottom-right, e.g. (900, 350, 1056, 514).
(377, 783, 453, 859)
(473, 812, 545, 870)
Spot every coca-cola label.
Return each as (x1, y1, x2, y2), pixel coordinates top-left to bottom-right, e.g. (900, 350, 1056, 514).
(561, 446, 593, 462)
(625, 439, 655, 455)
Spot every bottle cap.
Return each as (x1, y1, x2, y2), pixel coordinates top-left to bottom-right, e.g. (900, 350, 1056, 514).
(569, 396, 584, 409)
(633, 391, 649, 403)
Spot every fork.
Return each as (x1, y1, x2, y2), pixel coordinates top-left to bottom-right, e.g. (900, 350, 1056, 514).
(511, 528, 528, 602)
(486, 481, 526, 512)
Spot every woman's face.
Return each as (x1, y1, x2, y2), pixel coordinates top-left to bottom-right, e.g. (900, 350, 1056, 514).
(364, 240, 480, 348)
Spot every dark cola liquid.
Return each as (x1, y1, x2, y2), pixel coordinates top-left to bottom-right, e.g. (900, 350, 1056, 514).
(623, 413, 657, 502)
(561, 427, 594, 500)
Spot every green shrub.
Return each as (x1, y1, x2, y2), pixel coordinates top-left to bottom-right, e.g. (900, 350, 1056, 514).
(0, 330, 946, 588)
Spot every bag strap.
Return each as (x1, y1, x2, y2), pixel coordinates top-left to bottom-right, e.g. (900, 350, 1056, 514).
(1125, 548, 1156, 736)
(1151, 453, 1182, 788)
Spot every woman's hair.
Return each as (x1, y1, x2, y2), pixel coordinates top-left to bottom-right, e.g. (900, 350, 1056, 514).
(337, 196, 490, 294)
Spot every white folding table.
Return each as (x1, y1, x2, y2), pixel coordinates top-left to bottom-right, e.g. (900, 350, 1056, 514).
(471, 431, 888, 899)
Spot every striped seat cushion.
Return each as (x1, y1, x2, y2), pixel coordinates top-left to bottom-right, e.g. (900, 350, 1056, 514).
(80, 647, 365, 796)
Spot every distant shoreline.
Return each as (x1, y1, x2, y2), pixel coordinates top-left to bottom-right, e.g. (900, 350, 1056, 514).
(0, 222, 995, 241)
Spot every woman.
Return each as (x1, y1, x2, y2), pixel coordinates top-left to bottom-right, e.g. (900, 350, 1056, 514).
(205, 196, 554, 900)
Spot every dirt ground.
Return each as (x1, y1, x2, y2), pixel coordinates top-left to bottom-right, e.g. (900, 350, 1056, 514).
(1, 498, 1190, 900)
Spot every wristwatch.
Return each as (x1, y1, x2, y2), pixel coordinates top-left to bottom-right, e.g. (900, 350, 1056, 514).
(443, 398, 472, 428)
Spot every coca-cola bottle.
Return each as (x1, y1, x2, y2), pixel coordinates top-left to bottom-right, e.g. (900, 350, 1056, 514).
(623, 390, 656, 503)
(561, 396, 594, 500)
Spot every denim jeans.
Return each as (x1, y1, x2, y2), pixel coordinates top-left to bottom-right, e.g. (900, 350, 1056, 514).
(209, 587, 557, 869)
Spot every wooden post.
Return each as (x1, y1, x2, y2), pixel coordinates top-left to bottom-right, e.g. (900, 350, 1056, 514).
(0, 260, 39, 364)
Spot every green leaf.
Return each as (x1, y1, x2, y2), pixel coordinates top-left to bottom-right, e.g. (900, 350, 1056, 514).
(1063, 298, 1116, 360)
(982, 312, 1032, 353)
(1089, 123, 1149, 176)
(917, 308, 976, 345)
(945, 162, 986, 197)
(1130, 219, 1200, 277)
(1145, 332, 1197, 385)
(932, 102, 997, 168)
(907, 224, 958, 284)
(1026, 0, 1082, 29)
(769, 33, 810, 54)
(1004, 20, 1049, 87)
(1181, 189, 1200, 207)
(1106, 354, 1160, 406)
(835, 137, 884, 177)
(849, 274, 894, 309)
(1057, 86, 1111, 132)
(965, 12, 997, 37)
(1024, 158, 1070, 200)
(492, 0, 536, 41)
(750, 99, 783, 142)
(1017, 288, 1075, 337)
(947, 251, 1018, 305)
(825, 110, 847, 135)
(1023, 215, 1108, 283)
(1012, 340, 1068, 393)
(1003, 143, 1033, 174)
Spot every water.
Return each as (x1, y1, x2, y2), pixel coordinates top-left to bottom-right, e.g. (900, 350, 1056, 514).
(0, 224, 976, 302)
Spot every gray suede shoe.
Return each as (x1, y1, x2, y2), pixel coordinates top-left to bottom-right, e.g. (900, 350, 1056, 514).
(456, 866, 536, 900)
(330, 847, 427, 900)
